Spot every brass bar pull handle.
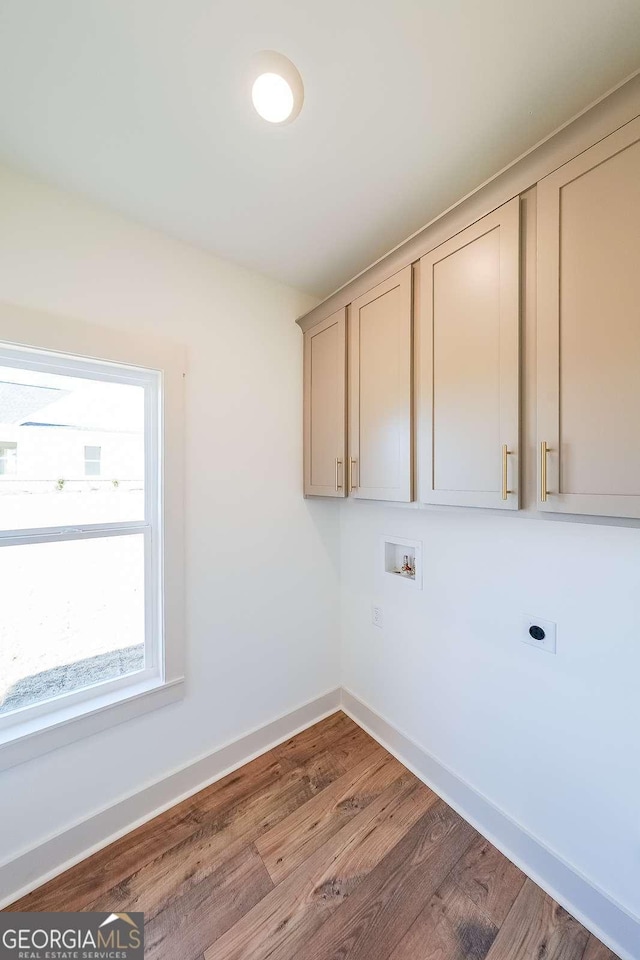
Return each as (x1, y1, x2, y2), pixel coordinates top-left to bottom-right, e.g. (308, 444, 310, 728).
(335, 458, 343, 492)
(540, 441, 548, 502)
(501, 444, 510, 500)
(349, 457, 357, 493)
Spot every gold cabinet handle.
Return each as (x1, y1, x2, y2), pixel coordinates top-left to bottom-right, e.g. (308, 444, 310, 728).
(335, 458, 343, 492)
(540, 441, 549, 502)
(349, 457, 357, 493)
(501, 444, 511, 500)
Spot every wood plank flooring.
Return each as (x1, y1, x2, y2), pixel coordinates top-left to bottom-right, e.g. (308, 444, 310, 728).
(6, 712, 620, 960)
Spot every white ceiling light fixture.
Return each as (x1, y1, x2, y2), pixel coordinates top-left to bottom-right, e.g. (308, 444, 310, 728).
(250, 51, 304, 125)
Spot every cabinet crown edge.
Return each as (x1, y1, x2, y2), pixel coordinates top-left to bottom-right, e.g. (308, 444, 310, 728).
(295, 70, 640, 333)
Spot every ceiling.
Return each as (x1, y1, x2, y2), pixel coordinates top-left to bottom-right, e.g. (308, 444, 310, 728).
(0, 1, 639, 298)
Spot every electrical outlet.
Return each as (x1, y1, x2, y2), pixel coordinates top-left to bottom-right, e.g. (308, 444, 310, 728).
(372, 605, 383, 629)
(523, 616, 556, 654)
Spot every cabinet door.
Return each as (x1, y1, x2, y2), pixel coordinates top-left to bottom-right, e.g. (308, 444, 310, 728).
(537, 117, 640, 517)
(417, 198, 520, 508)
(303, 308, 347, 497)
(349, 267, 412, 501)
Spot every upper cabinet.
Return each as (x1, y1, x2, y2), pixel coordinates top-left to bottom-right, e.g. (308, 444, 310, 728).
(537, 117, 640, 518)
(303, 308, 347, 497)
(299, 82, 640, 519)
(348, 267, 413, 501)
(417, 199, 520, 509)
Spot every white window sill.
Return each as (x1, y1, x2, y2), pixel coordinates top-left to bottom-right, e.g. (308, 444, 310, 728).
(0, 676, 184, 772)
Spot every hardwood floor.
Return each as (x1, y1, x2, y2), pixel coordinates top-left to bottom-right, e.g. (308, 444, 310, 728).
(6, 712, 620, 960)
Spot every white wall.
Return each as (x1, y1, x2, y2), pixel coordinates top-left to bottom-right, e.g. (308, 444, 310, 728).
(341, 505, 640, 919)
(0, 163, 340, 865)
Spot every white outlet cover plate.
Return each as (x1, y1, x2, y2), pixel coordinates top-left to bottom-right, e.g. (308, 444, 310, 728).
(523, 616, 557, 654)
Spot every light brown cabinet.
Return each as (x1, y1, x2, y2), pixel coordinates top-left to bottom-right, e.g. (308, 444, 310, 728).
(417, 199, 520, 508)
(348, 266, 413, 501)
(537, 117, 640, 518)
(299, 85, 640, 519)
(303, 308, 347, 497)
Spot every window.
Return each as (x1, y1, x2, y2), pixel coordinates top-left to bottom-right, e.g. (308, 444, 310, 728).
(0, 441, 17, 476)
(0, 306, 185, 772)
(0, 343, 164, 736)
(84, 444, 102, 476)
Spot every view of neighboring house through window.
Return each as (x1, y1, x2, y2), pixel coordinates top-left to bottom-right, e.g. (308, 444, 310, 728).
(84, 444, 101, 476)
(0, 344, 162, 724)
(0, 441, 17, 475)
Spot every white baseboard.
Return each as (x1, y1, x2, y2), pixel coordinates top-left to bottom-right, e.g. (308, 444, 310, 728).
(0, 687, 341, 909)
(340, 687, 640, 960)
(3, 684, 638, 960)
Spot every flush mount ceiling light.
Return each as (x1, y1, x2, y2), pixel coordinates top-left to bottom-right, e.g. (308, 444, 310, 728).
(250, 51, 304, 125)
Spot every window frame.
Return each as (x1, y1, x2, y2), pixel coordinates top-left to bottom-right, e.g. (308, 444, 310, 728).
(0, 345, 162, 732)
(0, 302, 185, 771)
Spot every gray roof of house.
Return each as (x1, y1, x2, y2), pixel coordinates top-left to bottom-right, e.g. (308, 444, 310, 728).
(0, 381, 65, 424)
